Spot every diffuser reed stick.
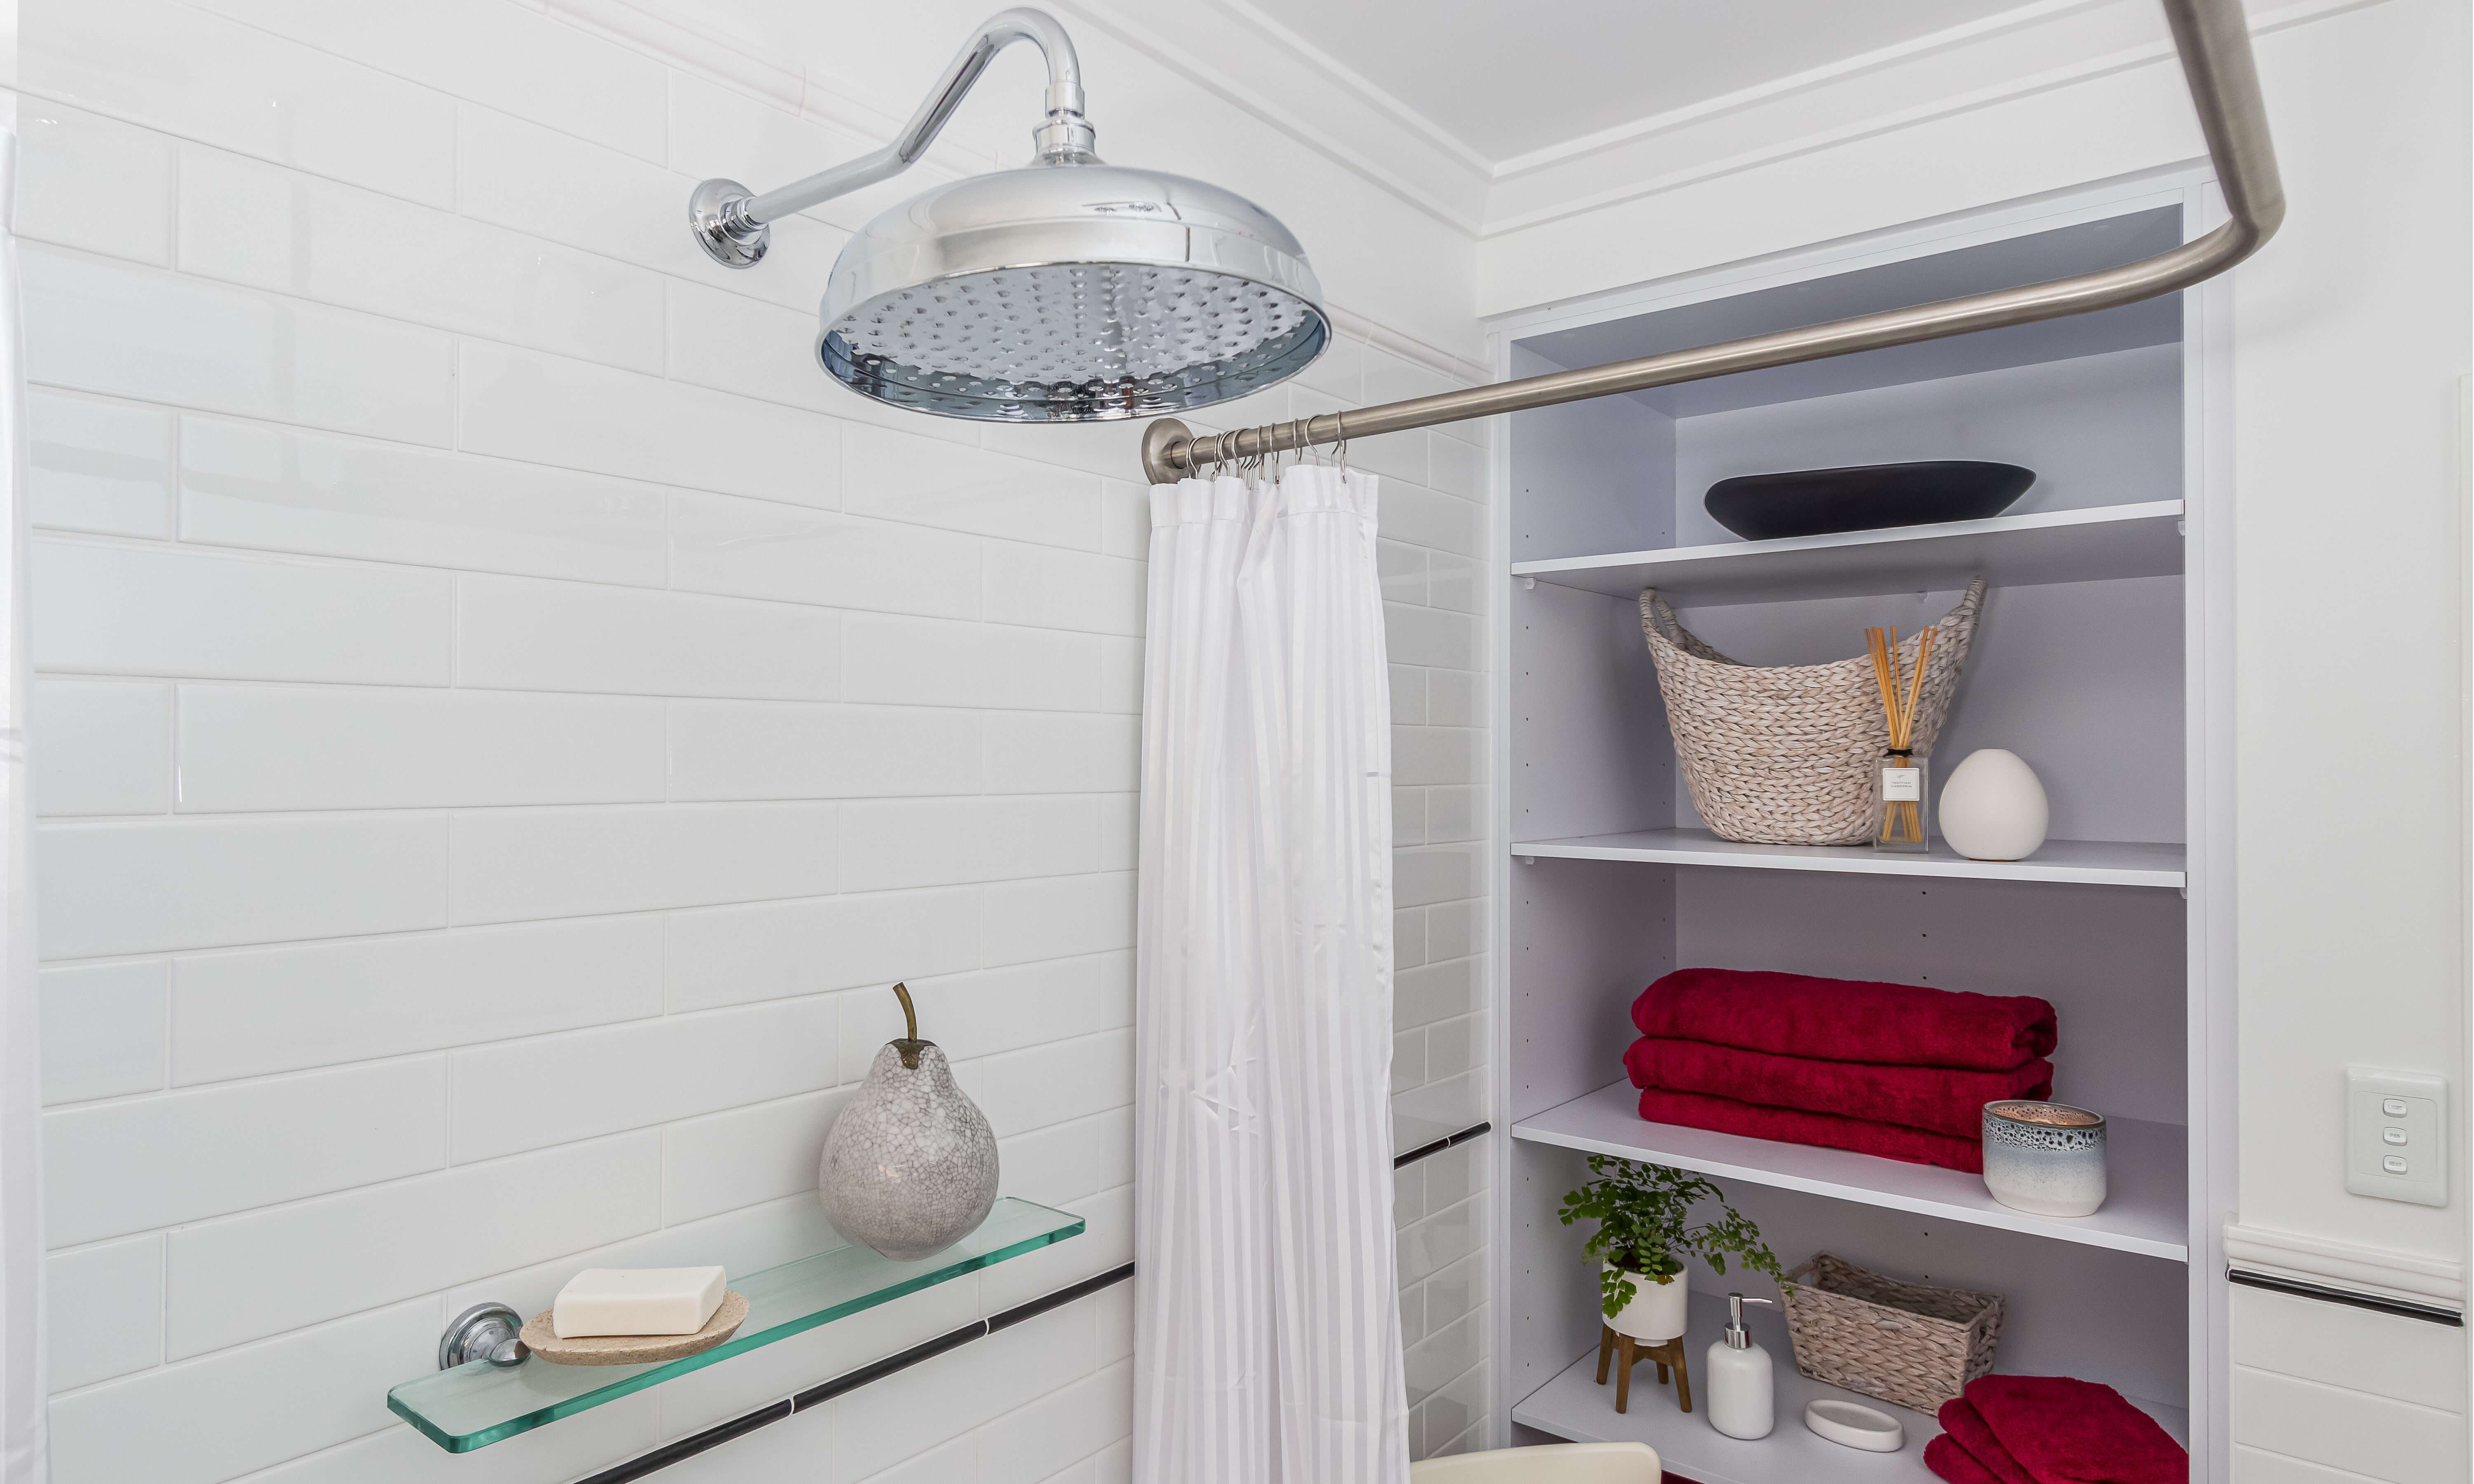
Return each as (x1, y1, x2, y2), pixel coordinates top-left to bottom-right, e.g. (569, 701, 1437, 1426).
(1865, 624, 1937, 848)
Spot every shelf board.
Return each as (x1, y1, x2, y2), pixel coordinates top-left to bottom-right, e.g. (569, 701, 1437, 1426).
(388, 1198, 1083, 1452)
(1511, 829, 2185, 889)
(1514, 1081, 2188, 1262)
(1512, 1288, 2188, 1484)
(1510, 501, 2183, 608)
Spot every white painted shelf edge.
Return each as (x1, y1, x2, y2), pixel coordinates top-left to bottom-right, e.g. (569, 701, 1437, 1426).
(1509, 829, 2186, 888)
(1509, 501, 2185, 606)
(1513, 1080, 2190, 1262)
(1512, 1289, 2189, 1484)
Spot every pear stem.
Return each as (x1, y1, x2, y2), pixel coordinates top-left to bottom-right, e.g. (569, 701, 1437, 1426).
(891, 982, 924, 1068)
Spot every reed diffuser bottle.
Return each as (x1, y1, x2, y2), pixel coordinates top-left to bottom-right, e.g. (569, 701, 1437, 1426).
(1866, 625, 1937, 853)
(1873, 749, 1930, 852)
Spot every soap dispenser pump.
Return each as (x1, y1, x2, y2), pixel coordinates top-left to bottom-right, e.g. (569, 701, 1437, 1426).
(1706, 1292, 1778, 1440)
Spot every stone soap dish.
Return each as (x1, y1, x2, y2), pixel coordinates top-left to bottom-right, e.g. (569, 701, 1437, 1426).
(520, 1291, 750, 1367)
(1805, 1397, 1905, 1452)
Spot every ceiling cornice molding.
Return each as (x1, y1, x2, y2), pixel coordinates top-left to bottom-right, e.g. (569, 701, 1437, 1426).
(1477, 0, 2389, 241)
(1482, 28, 2185, 241)
(1197, 0, 1498, 177)
(1484, 0, 2113, 183)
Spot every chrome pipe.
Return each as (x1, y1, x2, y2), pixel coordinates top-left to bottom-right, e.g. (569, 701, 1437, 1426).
(746, 7, 1088, 224)
(689, 7, 1093, 269)
(1139, 0, 2282, 485)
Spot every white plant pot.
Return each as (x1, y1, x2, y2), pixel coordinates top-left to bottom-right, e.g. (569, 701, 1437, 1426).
(1602, 1264, 1690, 1342)
(1937, 749, 2049, 861)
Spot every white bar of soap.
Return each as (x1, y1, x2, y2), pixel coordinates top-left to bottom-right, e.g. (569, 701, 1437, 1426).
(552, 1266, 728, 1339)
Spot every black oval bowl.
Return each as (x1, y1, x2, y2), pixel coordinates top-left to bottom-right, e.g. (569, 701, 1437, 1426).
(1704, 461, 2037, 541)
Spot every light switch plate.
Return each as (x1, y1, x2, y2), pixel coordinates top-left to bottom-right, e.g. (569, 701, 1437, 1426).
(2345, 1068, 2448, 1206)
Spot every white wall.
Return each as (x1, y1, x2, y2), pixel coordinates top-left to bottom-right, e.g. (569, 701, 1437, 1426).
(2231, 1284, 2469, 1484)
(1472, 0, 2334, 316)
(12, 0, 1494, 1479)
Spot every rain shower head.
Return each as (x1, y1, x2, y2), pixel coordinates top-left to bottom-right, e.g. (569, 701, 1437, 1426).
(689, 8, 1327, 422)
(815, 166, 1324, 422)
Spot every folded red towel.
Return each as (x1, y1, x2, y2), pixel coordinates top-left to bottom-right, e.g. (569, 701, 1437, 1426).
(1968, 1376, 2186, 1484)
(1939, 1399, 2038, 1484)
(1928, 1434, 2008, 1484)
(1625, 1036, 2052, 1138)
(1634, 967, 2058, 1072)
(1637, 1087, 1984, 1172)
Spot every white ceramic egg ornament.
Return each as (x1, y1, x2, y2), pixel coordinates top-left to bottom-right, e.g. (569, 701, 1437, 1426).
(1937, 749, 2049, 860)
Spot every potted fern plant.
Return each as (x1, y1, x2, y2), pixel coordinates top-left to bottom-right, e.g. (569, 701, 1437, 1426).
(1558, 1155, 1786, 1342)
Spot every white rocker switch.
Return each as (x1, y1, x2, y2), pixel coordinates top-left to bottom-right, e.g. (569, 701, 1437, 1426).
(2346, 1069, 2447, 1207)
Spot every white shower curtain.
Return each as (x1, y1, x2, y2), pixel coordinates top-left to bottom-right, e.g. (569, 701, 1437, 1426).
(0, 107, 46, 1484)
(1133, 463, 1409, 1483)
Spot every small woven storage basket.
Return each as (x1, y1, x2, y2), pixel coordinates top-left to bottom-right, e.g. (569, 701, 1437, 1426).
(1780, 1252, 2003, 1412)
(1639, 578, 1986, 845)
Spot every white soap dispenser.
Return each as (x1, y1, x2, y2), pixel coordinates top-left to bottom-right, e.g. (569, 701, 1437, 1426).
(1706, 1292, 1777, 1440)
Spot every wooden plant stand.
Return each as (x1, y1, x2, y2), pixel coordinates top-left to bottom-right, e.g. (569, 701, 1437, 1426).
(1595, 1323, 1692, 1415)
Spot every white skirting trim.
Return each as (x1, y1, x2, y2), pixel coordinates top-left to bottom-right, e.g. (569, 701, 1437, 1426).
(2225, 1220, 2465, 1308)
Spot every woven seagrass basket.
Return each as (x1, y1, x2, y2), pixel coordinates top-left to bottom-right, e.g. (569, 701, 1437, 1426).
(1780, 1252, 2003, 1412)
(1638, 577, 1986, 845)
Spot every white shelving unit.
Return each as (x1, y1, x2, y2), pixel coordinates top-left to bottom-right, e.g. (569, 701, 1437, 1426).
(1487, 182, 2230, 1477)
(1509, 830, 2186, 889)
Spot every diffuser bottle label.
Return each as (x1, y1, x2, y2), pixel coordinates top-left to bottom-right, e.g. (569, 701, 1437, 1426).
(1881, 768, 1921, 801)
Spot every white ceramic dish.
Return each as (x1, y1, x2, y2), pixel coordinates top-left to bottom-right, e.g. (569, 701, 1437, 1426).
(1804, 1398, 1906, 1452)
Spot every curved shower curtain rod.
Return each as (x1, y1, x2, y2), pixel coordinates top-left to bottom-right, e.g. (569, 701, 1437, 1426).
(1137, 0, 2283, 486)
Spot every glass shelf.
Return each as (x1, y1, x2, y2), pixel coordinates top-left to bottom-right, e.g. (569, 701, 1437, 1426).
(389, 1197, 1085, 1452)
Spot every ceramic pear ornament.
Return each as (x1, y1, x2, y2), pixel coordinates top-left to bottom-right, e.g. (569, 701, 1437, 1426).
(1937, 748, 2050, 861)
(818, 983, 999, 1262)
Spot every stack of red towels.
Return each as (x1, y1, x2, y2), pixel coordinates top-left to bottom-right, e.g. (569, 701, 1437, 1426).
(1928, 1376, 2187, 1484)
(1625, 967, 2059, 1173)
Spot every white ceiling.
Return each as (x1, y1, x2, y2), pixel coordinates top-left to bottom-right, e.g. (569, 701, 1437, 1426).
(1236, 0, 2032, 164)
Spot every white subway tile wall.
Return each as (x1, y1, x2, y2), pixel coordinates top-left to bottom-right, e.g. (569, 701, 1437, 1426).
(19, 1, 1493, 1478)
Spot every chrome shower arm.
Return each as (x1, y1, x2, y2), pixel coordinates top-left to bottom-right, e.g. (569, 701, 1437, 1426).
(747, 7, 1089, 222)
(690, 7, 1093, 269)
(1140, 0, 2283, 482)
